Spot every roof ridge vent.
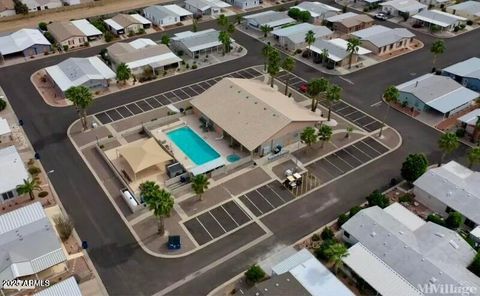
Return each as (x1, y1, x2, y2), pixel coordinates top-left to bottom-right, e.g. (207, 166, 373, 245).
(370, 231, 376, 237)
(449, 240, 459, 249)
(434, 232, 445, 238)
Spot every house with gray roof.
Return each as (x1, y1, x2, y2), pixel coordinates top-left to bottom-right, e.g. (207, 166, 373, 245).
(184, 0, 230, 16)
(0, 145, 28, 203)
(35, 276, 82, 296)
(351, 25, 415, 56)
(341, 203, 480, 296)
(457, 108, 480, 140)
(171, 29, 225, 57)
(413, 9, 466, 31)
(45, 56, 115, 94)
(380, 0, 427, 16)
(272, 23, 332, 51)
(21, 0, 62, 12)
(291, 1, 341, 23)
(447, 1, 480, 21)
(0, 29, 51, 61)
(144, 5, 192, 27)
(0, 202, 67, 282)
(414, 161, 480, 228)
(244, 10, 296, 30)
(443, 57, 480, 92)
(227, 0, 259, 9)
(309, 38, 370, 68)
(396, 73, 479, 117)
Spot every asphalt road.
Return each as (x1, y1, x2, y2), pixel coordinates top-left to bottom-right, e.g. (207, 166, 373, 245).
(0, 9, 479, 296)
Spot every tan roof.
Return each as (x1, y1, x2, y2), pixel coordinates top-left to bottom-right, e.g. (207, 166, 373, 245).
(107, 42, 171, 64)
(47, 21, 85, 42)
(190, 78, 324, 151)
(112, 14, 139, 28)
(118, 138, 172, 174)
(0, 0, 14, 12)
(339, 14, 373, 28)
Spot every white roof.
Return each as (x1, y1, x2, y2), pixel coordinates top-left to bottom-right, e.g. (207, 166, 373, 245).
(130, 13, 152, 25)
(128, 52, 182, 71)
(272, 23, 332, 44)
(45, 56, 115, 92)
(190, 157, 225, 176)
(0, 146, 28, 194)
(352, 25, 415, 47)
(380, 0, 427, 13)
(35, 277, 82, 296)
(104, 18, 123, 31)
(471, 226, 480, 240)
(414, 161, 480, 225)
(292, 1, 340, 18)
(397, 73, 479, 114)
(0, 202, 67, 282)
(384, 202, 425, 231)
(129, 38, 156, 49)
(325, 12, 357, 22)
(172, 29, 223, 52)
(413, 10, 466, 27)
(310, 38, 371, 62)
(0, 29, 50, 56)
(244, 10, 295, 28)
(71, 19, 102, 37)
(448, 1, 480, 16)
(163, 4, 193, 17)
(343, 243, 424, 296)
(272, 249, 354, 296)
(457, 108, 480, 125)
(443, 57, 480, 80)
(0, 118, 11, 136)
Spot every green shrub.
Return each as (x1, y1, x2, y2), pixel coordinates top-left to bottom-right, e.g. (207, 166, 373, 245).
(321, 227, 335, 240)
(28, 166, 41, 176)
(314, 239, 335, 260)
(445, 211, 462, 229)
(192, 64, 198, 69)
(349, 206, 361, 218)
(469, 253, 480, 277)
(0, 98, 6, 111)
(427, 213, 445, 226)
(63, 45, 69, 52)
(104, 31, 114, 42)
(467, 20, 473, 26)
(311, 233, 321, 241)
(401, 153, 428, 183)
(456, 128, 466, 137)
(337, 213, 349, 226)
(53, 214, 74, 241)
(399, 193, 414, 204)
(38, 22, 48, 31)
(366, 190, 390, 208)
(245, 265, 265, 283)
(38, 191, 49, 198)
(401, 101, 408, 108)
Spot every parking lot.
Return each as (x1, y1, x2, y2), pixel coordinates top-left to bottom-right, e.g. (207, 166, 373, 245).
(183, 200, 251, 246)
(276, 72, 384, 132)
(95, 67, 263, 124)
(239, 182, 295, 217)
(307, 137, 389, 184)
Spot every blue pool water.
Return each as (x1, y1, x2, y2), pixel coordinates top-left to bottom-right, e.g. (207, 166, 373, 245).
(167, 126, 220, 165)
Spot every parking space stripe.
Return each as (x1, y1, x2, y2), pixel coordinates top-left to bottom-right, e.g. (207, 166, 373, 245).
(351, 143, 376, 159)
(242, 194, 264, 215)
(209, 212, 227, 233)
(196, 218, 214, 240)
(255, 189, 276, 209)
(324, 157, 345, 173)
(221, 205, 240, 227)
(332, 153, 356, 168)
(266, 184, 286, 203)
(361, 140, 382, 155)
(343, 147, 366, 164)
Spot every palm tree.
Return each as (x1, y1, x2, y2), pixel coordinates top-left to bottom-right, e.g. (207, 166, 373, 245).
(262, 44, 272, 72)
(324, 243, 349, 274)
(379, 86, 399, 137)
(192, 174, 210, 201)
(430, 40, 445, 70)
(65, 86, 93, 131)
(307, 78, 330, 112)
(260, 24, 272, 38)
(438, 132, 459, 166)
(281, 56, 295, 95)
(300, 126, 317, 148)
(192, 18, 198, 32)
(318, 125, 333, 148)
(468, 147, 480, 169)
(321, 48, 329, 67)
(217, 14, 228, 28)
(144, 188, 174, 235)
(218, 31, 232, 55)
(161, 35, 170, 46)
(235, 14, 243, 25)
(139, 181, 160, 203)
(116, 63, 131, 85)
(346, 37, 361, 69)
(267, 48, 281, 88)
(16, 178, 41, 200)
(304, 30, 315, 57)
(325, 84, 341, 122)
(471, 116, 480, 144)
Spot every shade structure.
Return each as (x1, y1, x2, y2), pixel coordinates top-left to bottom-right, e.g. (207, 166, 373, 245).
(118, 138, 172, 175)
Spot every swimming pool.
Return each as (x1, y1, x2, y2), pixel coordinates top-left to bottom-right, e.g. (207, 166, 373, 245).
(167, 126, 220, 165)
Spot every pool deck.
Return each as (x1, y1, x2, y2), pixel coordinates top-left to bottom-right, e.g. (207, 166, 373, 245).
(150, 115, 249, 174)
